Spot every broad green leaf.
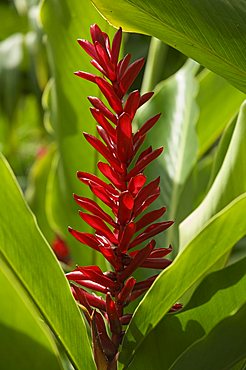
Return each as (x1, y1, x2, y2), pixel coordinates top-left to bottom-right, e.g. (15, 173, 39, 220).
(126, 256, 246, 370)
(196, 70, 245, 158)
(180, 100, 246, 248)
(207, 118, 237, 189)
(169, 304, 246, 370)
(119, 193, 246, 367)
(40, 0, 114, 265)
(0, 153, 95, 370)
(135, 59, 199, 248)
(92, 0, 246, 94)
(0, 261, 62, 370)
(26, 144, 56, 243)
(176, 154, 213, 228)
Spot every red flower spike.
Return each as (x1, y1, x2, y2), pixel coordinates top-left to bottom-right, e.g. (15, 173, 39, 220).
(140, 257, 172, 269)
(88, 96, 117, 124)
(74, 71, 96, 83)
(120, 57, 145, 94)
(90, 59, 107, 76)
(118, 277, 136, 305)
(79, 211, 118, 245)
(96, 126, 115, 151)
(111, 27, 122, 65)
(83, 133, 122, 172)
(134, 192, 160, 218)
(72, 286, 92, 316)
(89, 183, 116, 212)
(90, 24, 105, 47)
(90, 108, 116, 140)
(129, 221, 174, 249)
(124, 90, 140, 119)
(95, 77, 122, 114)
(69, 25, 178, 368)
(118, 221, 136, 253)
(91, 312, 109, 370)
(117, 191, 134, 225)
(127, 147, 163, 179)
(76, 266, 116, 289)
(133, 275, 158, 291)
(94, 311, 117, 361)
(98, 162, 125, 191)
(120, 314, 133, 325)
(106, 293, 122, 335)
(117, 54, 131, 79)
(134, 177, 160, 211)
(116, 113, 133, 163)
(139, 92, 154, 107)
(77, 171, 119, 196)
(119, 240, 156, 281)
(68, 227, 100, 251)
(136, 146, 153, 164)
(134, 113, 161, 144)
(70, 277, 108, 294)
(77, 39, 97, 59)
(74, 194, 116, 227)
(135, 207, 167, 232)
(128, 173, 146, 195)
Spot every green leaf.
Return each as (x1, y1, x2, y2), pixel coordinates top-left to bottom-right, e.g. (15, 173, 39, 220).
(196, 70, 245, 157)
(125, 256, 246, 370)
(169, 304, 246, 370)
(26, 144, 56, 243)
(92, 0, 246, 93)
(135, 59, 199, 248)
(119, 193, 246, 367)
(0, 261, 62, 370)
(40, 0, 115, 265)
(0, 153, 95, 370)
(180, 100, 246, 248)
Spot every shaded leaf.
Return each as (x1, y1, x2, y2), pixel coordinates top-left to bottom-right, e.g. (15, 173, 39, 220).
(119, 193, 246, 367)
(0, 153, 95, 370)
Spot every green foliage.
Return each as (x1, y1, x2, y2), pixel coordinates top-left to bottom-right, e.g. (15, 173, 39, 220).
(120, 193, 246, 367)
(0, 154, 95, 370)
(0, 0, 245, 369)
(180, 101, 246, 248)
(0, 261, 62, 370)
(135, 59, 199, 249)
(92, 0, 246, 93)
(40, 0, 115, 265)
(124, 257, 246, 369)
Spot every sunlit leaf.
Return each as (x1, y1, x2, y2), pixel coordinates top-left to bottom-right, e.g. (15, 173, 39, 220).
(180, 100, 246, 248)
(119, 193, 246, 367)
(92, 0, 246, 93)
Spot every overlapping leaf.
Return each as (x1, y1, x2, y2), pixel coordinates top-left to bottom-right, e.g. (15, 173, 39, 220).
(40, 0, 114, 265)
(0, 153, 95, 370)
(0, 261, 62, 370)
(180, 101, 246, 248)
(135, 59, 199, 248)
(119, 193, 246, 367)
(124, 257, 246, 369)
(92, 0, 246, 93)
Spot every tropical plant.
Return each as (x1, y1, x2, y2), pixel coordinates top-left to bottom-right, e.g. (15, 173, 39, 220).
(0, 1, 245, 370)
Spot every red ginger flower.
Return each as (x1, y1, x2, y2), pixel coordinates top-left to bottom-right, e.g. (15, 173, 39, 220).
(67, 24, 179, 369)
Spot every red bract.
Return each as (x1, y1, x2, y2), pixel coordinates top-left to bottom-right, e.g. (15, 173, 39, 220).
(67, 24, 181, 369)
